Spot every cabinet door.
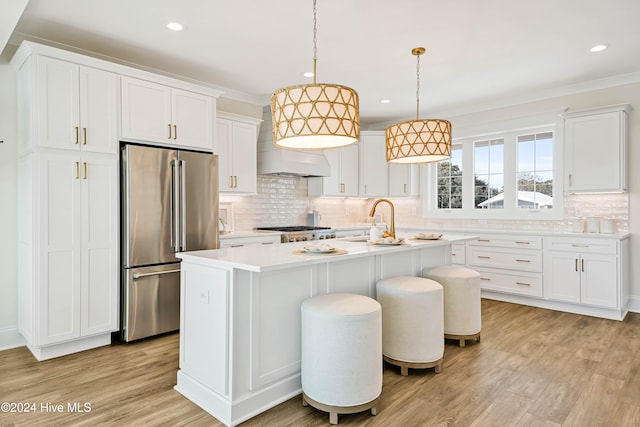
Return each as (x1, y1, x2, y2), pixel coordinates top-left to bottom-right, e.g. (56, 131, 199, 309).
(36, 56, 80, 150)
(80, 153, 119, 335)
(340, 144, 359, 196)
(38, 152, 82, 345)
(216, 119, 234, 191)
(565, 111, 623, 192)
(322, 149, 343, 196)
(360, 133, 388, 197)
(389, 164, 419, 196)
(121, 76, 172, 143)
(230, 121, 257, 193)
(543, 251, 580, 303)
(79, 67, 118, 154)
(580, 254, 618, 308)
(172, 89, 213, 151)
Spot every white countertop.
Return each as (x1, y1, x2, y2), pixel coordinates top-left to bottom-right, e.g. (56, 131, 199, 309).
(219, 230, 282, 239)
(396, 226, 630, 240)
(179, 233, 471, 272)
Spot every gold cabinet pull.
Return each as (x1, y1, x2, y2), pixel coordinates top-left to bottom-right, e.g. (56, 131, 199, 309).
(83, 162, 87, 180)
(480, 277, 491, 281)
(229, 176, 234, 188)
(173, 124, 177, 140)
(582, 259, 585, 272)
(75, 127, 79, 144)
(403, 183, 407, 193)
(516, 282, 531, 286)
(75, 161, 80, 179)
(83, 127, 87, 145)
(478, 256, 491, 259)
(516, 259, 531, 263)
(168, 124, 172, 139)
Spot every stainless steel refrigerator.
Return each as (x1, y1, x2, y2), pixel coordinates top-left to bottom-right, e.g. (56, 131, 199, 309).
(121, 143, 219, 341)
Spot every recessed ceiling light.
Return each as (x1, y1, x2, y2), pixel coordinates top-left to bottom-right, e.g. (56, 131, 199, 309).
(167, 22, 183, 31)
(303, 71, 315, 78)
(380, 99, 391, 104)
(589, 44, 608, 53)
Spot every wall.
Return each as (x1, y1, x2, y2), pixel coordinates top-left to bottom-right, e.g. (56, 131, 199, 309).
(0, 61, 21, 349)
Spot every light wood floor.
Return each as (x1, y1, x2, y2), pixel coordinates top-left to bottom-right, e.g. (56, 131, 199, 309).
(2, 299, 640, 427)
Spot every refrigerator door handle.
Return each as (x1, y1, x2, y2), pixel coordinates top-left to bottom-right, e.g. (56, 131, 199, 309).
(171, 158, 180, 253)
(179, 159, 187, 251)
(132, 269, 181, 280)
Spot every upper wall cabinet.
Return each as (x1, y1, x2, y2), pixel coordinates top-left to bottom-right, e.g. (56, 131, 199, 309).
(564, 104, 630, 193)
(389, 163, 420, 197)
(121, 76, 214, 151)
(308, 144, 359, 197)
(359, 132, 388, 197)
(216, 112, 261, 194)
(22, 56, 118, 154)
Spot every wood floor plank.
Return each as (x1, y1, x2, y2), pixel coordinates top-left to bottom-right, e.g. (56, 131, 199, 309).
(1, 300, 639, 427)
(469, 389, 534, 427)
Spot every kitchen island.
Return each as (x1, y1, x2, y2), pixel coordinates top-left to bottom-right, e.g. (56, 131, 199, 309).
(174, 234, 470, 426)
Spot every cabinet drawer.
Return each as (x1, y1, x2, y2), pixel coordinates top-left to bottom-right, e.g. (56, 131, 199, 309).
(451, 244, 466, 265)
(475, 268, 543, 297)
(469, 235, 542, 250)
(467, 247, 541, 272)
(543, 237, 617, 254)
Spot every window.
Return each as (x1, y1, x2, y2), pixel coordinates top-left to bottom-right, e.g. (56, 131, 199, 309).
(474, 139, 504, 209)
(426, 121, 562, 220)
(437, 144, 463, 209)
(517, 132, 553, 209)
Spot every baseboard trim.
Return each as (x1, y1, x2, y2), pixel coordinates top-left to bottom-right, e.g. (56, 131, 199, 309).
(0, 326, 26, 351)
(628, 296, 640, 313)
(481, 291, 627, 321)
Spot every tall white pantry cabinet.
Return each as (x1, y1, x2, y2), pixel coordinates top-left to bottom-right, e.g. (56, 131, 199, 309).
(13, 43, 119, 360)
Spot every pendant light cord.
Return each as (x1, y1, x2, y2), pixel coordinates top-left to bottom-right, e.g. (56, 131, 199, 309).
(416, 52, 421, 120)
(312, 0, 318, 84)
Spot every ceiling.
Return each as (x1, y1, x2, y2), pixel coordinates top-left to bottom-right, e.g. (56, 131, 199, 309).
(3, 0, 640, 127)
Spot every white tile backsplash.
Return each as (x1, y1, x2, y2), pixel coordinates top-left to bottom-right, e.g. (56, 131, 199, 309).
(222, 176, 629, 234)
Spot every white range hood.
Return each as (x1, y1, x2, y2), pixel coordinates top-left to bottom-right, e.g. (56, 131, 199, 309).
(257, 106, 331, 177)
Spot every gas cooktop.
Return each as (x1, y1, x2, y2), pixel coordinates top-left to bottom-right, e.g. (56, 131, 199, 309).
(256, 226, 335, 243)
(256, 226, 331, 232)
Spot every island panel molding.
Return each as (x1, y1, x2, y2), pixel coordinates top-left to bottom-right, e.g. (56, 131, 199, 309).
(174, 236, 463, 426)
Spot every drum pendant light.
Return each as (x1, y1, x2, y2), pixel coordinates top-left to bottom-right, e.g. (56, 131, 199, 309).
(386, 47, 452, 163)
(271, 0, 360, 150)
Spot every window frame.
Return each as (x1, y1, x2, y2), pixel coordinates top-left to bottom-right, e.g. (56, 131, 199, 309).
(423, 118, 564, 220)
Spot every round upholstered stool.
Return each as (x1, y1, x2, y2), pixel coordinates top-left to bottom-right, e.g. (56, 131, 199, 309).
(376, 276, 444, 376)
(423, 265, 481, 347)
(301, 293, 382, 425)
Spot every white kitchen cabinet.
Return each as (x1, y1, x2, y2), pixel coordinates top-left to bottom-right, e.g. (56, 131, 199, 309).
(359, 132, 388, 197)
(389, 163, 420, 197)
(467, 234, 543, 297)
(544, 237, 620, 309)
(216, 113, 261, 193)
(20, 151, 118, 357)
(308, 144, 359, 197)
(564, 104, 630, 193)
(121, 76, 214, 150)
(31, 56, 118, 154)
